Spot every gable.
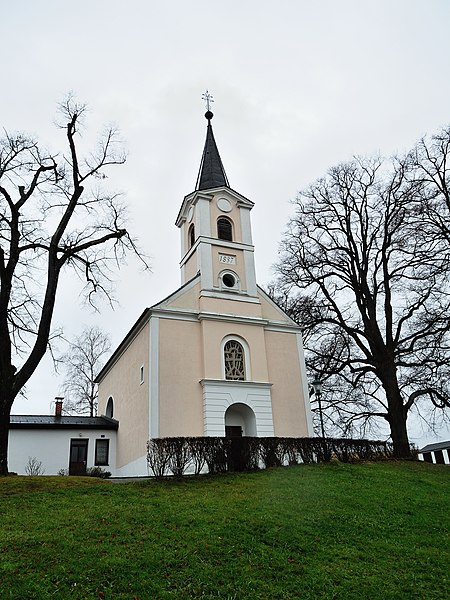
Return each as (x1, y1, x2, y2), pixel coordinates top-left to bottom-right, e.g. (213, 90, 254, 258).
(257, 286, 300, 328)
(151, 275, 201, 313)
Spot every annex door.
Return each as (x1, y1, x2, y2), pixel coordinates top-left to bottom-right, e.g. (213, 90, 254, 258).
(69, 439, 88, 475)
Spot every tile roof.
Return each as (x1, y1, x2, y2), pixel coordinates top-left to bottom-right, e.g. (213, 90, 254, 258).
(10, 415, 119, 430)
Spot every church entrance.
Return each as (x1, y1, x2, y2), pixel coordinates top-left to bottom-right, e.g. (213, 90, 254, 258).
(224, 403, 257, 472)
(225, 425, 242, 438)
(224, 403, 257, 437)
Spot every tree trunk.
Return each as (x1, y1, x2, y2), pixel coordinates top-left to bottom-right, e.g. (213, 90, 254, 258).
(0, 401, 12, 475)
(388, 410, 411, 459)
(383, 377, 412, 459)
(376, 356, 413, 459)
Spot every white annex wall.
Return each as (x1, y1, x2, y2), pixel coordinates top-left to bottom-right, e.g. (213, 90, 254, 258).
(8, 429, 117, 476)
(418, 450, 450, 466)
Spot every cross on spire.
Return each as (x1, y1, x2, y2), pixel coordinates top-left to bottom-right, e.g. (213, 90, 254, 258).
(202, 90, 214, 113)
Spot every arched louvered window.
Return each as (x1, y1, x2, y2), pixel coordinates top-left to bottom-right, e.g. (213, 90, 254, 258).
(224, 340, 245, 380)
(189, 224, 195, 248)
(217, 217, 233, 241)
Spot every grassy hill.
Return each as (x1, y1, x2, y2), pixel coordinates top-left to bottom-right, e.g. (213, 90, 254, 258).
(0, 461, 448, 599)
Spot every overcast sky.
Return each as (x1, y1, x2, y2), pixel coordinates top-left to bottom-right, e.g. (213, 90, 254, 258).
(2, 1, 449, 445)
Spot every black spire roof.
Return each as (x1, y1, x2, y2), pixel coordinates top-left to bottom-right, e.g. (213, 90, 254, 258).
(195, 111, 229, 191)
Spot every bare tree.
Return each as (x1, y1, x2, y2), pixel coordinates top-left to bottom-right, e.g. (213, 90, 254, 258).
(61, 326, 111, 417)
(409, 126, 450, 242)
(25, 456, 45, 476)
(0, 97, 147, 474)
(274, 144, 450, 458)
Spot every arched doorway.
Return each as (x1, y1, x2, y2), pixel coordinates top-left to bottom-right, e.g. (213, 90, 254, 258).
(224, 403, 257, 437)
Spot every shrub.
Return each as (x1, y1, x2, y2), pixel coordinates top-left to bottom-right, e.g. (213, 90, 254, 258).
(166, 437, 191, 478)
(86, 467, 111, 479)
(203, 438, 228, 474)
(186, 437, 208, 475)
(259, 438, 285, 468)
(145, 436, 405, 478)
(226, 437, 260, 472)
(147, 439, 171, 478)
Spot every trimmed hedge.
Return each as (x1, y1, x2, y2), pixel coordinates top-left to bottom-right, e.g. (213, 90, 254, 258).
(146, 436, 397, 478)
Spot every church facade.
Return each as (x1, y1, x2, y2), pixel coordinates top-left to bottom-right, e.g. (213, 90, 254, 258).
(95, 108, 313, 476)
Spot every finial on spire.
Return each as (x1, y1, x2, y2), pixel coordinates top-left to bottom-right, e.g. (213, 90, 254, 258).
(202, 90, 214, 120)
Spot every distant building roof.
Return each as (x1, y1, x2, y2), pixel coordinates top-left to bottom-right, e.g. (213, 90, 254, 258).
(418, 441, 450, 453)
(10, 415, 119, 430)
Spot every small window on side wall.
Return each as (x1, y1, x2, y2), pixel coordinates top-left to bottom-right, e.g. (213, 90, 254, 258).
(217, 217, 233, 241)
(140, 365, 144, 385)
(106, 397, 114, 418)
(95, 439, 110, 466)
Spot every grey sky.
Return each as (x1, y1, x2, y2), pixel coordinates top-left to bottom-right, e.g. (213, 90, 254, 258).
(2, 1, 449, 445)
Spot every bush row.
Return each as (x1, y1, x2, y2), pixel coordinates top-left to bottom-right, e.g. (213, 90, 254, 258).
(146, 436, 396, 478)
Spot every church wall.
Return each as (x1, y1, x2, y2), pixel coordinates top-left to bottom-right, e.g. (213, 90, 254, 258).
(265, 329, 310, 437)
(158, 318, 204, 437)
(211, 244, 247, 291)
(163, 280, 200, 311)
(259, 292, 295, 323)
(199, 296, 262, 319)
(201, 320, 269, 382)
(97, 322, 150, 469)
(183, 252, 199, 283)
(209, 195, 243, 242)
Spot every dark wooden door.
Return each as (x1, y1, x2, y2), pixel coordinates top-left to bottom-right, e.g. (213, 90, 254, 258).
(434, 450, 445, 464)
(69, 439, 88, 475)
(225, 425, 242, 438)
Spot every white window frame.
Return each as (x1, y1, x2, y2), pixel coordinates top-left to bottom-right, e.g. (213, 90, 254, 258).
(95, 439, 110, 466)
(220, 335, 251, 381)
(218, 269, 241, 292)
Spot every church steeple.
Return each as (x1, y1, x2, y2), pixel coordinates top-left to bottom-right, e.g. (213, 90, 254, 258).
(195, 110, 229, 191)
(176, 93, 257, 297)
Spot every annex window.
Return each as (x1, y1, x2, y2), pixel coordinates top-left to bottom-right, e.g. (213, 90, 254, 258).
(217, 217, 233, 241)
(95, 439, 110, 466)
(224, 340, 246, 381)
(189, 224, 195, 248)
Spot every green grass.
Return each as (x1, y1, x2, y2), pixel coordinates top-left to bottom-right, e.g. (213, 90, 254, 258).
(0, 462, 448, 599)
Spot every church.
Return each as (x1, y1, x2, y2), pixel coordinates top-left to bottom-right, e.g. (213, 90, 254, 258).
(94, 104, 313, 476)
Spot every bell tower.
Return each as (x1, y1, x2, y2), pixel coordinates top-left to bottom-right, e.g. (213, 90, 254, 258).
(175, 97, 258, 298)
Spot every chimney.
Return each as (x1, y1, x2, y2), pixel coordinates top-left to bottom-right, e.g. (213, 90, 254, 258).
(55, 397, 63, 418)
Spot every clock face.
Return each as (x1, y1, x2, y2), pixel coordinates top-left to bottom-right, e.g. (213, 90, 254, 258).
(187, 206, 194, 221)
(217, 197, 232, 213)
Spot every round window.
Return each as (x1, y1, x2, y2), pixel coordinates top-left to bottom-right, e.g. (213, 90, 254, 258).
(222, 273, 236, 288)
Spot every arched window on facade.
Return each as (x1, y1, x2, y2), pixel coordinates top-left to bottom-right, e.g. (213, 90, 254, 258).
(217, 217, 233, 241)
(224, 340, 246, 380)
(188, 224, 195, 248)
(105, 396, 114, 419)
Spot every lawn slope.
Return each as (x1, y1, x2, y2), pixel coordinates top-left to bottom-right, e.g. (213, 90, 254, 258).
(0, 461, 448, 599)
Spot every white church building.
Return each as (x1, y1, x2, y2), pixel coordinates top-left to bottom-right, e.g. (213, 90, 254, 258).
(9, 107, 313, 477)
